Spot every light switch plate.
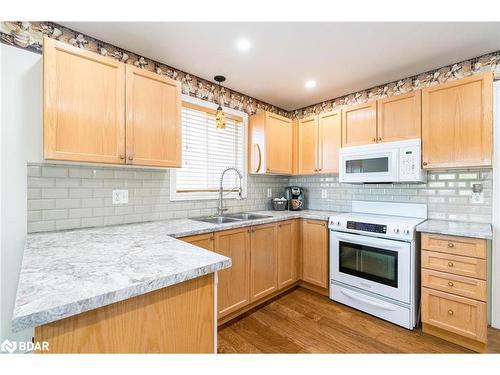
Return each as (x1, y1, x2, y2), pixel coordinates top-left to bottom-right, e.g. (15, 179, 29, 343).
(112, 190, 129, 204)
(321, 189, 328, 199)
(267, 188, 272, 198)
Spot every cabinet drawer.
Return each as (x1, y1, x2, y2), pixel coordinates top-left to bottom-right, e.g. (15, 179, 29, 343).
(422, 269, 487, 301)
(422, 288, 487, 342)
(422, 233, 486, 259)
(421, 250, 486, 280)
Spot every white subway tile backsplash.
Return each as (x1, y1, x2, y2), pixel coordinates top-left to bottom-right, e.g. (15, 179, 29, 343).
(42, 209, 68, 220)
(42, 166, 68, 178)
(27, 163, 493, 232)
(55, 199, 81, 209)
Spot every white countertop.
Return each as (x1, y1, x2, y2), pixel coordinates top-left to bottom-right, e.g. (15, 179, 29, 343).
(12, 209, 338, 332)
(416, 219, 493, 240)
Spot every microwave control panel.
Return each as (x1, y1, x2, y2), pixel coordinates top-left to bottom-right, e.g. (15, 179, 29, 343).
(399, 145, 423, 182)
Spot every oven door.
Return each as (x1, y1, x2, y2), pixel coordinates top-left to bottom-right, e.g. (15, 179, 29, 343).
(339, 148, 398, 183)
(330, 231, 411, 303)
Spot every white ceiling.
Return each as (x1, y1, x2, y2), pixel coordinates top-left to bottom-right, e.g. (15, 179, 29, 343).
(61, 22, 500, 111)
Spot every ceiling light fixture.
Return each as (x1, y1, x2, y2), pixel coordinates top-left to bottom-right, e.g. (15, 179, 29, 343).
(236, 38, 251, 51)
(214, 75, 226, 130)
(305, 80, 317, 89)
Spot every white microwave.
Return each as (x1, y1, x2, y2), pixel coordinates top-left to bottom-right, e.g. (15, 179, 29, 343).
(339, 139, 426, 183)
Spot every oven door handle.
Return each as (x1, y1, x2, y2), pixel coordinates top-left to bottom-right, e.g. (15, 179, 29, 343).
(332, 231, 407, 251)
(340, 289, 397, 311)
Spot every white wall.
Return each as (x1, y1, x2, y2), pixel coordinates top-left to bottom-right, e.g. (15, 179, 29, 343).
(492, 81, 500, 329)
(0, 44, 42, 346)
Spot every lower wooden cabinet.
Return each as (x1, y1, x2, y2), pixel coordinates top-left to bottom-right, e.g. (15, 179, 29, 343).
(250, 223, 278, 301)
(277, 220, 300, 288)
(422, 288, 487, 343)
(421, 232, 488, 352)
(180, 218, 327, 321)
(301, 219, 329, 288)
(180, 232, 214, 251)
(214, 227, 251, 318)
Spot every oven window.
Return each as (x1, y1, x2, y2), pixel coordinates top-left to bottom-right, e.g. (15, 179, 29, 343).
(339, 241, 398, 288)
(345, 157, 389, 174)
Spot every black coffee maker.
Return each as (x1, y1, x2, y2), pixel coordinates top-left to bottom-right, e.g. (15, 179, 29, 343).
(284, 186, 304, 211)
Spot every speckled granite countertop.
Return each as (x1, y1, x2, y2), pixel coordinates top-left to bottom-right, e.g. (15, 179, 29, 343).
(12, 209, 338, 332)
(416, 219, 493, 240)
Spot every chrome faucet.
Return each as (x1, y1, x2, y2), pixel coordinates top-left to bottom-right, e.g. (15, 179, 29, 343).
(217, 167, 243, 216)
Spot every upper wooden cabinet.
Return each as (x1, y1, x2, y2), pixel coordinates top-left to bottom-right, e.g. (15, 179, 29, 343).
(43, 37, 182, 167)
(125, 65, 181, 167)
(44, 37, 126, 164)
(297, 110, 341, 175)
(249, 111, 293, 175)
(377, 90, 422, 142)
(298, 115, 318, 174)
(250, 223, 278, 302)
(422, 73, 493, 169)
(318, 111, 342, 173)
(342, 101, 377, 147)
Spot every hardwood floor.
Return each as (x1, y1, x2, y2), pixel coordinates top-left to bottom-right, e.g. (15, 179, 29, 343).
(218, 287, 500, 354)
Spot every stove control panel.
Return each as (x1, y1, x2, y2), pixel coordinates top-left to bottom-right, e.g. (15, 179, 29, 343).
(346, 221, 387, 234)
(329, 216, 416, 241)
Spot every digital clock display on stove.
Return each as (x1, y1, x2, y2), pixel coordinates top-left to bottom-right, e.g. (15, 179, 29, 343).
(346, 221, 387, 234)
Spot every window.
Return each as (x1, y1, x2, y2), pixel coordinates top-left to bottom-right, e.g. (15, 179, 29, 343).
(170, 96, 247, 201)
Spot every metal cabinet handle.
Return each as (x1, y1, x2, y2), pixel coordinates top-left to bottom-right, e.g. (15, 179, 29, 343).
(119, 155, 125, 160)
(448, 309, 454, 316)
(423, 161, 428, 166)
(448, 281, 454, 287)
(372, 138, 377, 142)
(448, 242, 455, 248)
(128, 155, 134, 161)
(448, 262, 454, 267)
(378, 137, 382, 141)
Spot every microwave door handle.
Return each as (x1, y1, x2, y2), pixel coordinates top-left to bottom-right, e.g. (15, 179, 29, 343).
(340, 289, 397, 311)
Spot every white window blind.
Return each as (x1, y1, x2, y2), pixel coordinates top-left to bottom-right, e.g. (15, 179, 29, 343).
(175, 105, 245, 194)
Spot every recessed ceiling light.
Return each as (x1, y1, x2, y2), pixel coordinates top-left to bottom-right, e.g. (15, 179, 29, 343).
(305, 80, 317, 89)
(236, 39, 251, 51)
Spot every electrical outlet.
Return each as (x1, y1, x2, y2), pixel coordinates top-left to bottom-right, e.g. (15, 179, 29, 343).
(471, 192, 484, 204)
(321, 189, 328, 199)
(471, 183, 484, 204)
(267, 188, 272, 198)
(112, 190, 128, 204)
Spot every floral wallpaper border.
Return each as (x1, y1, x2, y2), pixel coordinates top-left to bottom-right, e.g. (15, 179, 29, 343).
(0, 21, 288, 117)
(1, 21, 500, 120)
(293, 50, 500, 119)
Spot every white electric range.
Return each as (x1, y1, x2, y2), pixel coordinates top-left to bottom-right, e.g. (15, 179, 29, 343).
(328, 201, 427, 329)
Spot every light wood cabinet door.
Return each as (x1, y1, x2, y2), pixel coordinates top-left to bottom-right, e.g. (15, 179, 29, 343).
(301, 219, 328, 288)
(214, 228, 251, 318)
(298, 116, 318, 174)
(318, 110, 342, 174)
(180, 233, 214, 251)
(377, 90, 422, 142)
(342, 101, 377, 147)
(422, 73, 493, 169)
(265, 112, 293, 174)
(277, 220, 299, 289)
(125, 65, 182, 167)
(250, 223, 278, 302)
(43, 37, 126, 164)
(422, 288, 487, 343)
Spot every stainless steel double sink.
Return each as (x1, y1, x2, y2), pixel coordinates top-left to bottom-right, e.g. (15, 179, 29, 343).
(193, 213, 272, 224)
